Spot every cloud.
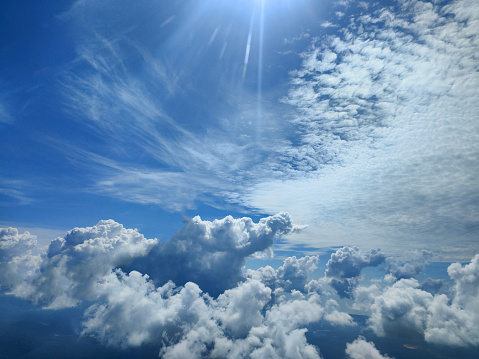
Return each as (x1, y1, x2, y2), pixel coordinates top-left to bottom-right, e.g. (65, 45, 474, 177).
(424, 254, 479, 346)
(385, 250, 433, 281)
(241, 0, 479, 260)
(3, 218, 478, 356)
(277, 255, 319, 291)
(324, 299, 355, 327)
(54, 0, 290, 213)
(1, 220, 157, 309)
(345, 337, 393, 359)
(352, 284, 381, 312)
(369, 278, 433, 338)
(369, 254, 479, 347)
(1, 215, 380, 358)
(246, 254, 319, 293)
(0, 228, 40, 297)
(83, 272, 326, 358)
(325, 247, 385, 298)
(131, 212, 293, 296)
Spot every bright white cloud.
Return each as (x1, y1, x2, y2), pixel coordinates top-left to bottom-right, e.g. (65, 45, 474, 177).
(2, 219, 479, 355)
(0, 227, 40, 298)
(1, 216, 381, 358)
(1, 220, 157, 309)
(369, 254, 479, 347)
(345, 336, 393, 359)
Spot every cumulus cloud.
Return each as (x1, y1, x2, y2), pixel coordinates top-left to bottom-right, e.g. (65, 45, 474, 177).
(419, 278, 443, 294)
(324, 299, 355, 327)
(1, 214, 383, 358)
(385, 250, 433, 281)
(246, 254, 319, 293)
(131, 213, 293, 296)
(424, 254, 479, 346)
(3, 217, 478, 356)
(369, 278, 433, 338)
(369, 254, 479, 347)
(0, 227, 40, 297)
(84, 272, 325, 358)
(325, 247, 385, 298)
(345, 337, 393, 359)
(1, 220, 157, 308)
(352, 284, 381, 312)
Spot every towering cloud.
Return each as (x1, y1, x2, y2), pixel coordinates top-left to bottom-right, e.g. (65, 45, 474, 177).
(425, 254, 479, 346)
(131, 213, 293, 296)
(325, 247, 386, 298)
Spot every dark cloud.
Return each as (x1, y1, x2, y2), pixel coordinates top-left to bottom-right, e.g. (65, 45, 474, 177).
(129, 213, 293, 296)
(385, 250, 433, 280)
(325, 247, 386, 298)
(419, 278, 444, 294)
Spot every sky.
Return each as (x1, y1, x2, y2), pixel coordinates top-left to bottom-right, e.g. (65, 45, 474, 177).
(1, 0, 478, 358)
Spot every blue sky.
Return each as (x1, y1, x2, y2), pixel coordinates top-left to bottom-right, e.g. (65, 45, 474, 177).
(1, 0, 479, 358)
(1, 0, 478, 260)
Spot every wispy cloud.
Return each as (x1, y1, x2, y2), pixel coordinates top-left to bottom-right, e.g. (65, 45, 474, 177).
(47, 0, 479, 258)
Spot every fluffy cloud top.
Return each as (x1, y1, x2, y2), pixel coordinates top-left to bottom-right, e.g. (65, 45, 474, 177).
(246, 255, 319, 293)
(345, 337, 393, 359)
(131, 213, 293, 296)
(1, 220, 157, 308)
(370, 255, 479, 347)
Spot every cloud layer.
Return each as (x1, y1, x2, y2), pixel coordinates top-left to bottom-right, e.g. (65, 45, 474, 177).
(243, 0, 479, 259)
(2, 218, 479, 357)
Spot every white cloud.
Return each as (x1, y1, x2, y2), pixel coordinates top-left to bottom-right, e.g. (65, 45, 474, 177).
(1, 220, 157, 309)
(0, 227, 40, 297)
(3, 219, 478, 355)
(345, 337, 393, 359)
(369, 278, 433, 338)
(324, 299, 355, 326)
(1, 216, 386, 357)
(424, 254, 479, 346)
(369, 254, 479, 347)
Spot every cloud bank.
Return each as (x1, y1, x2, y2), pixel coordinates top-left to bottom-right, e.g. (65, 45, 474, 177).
(2, 218, 479, 357)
